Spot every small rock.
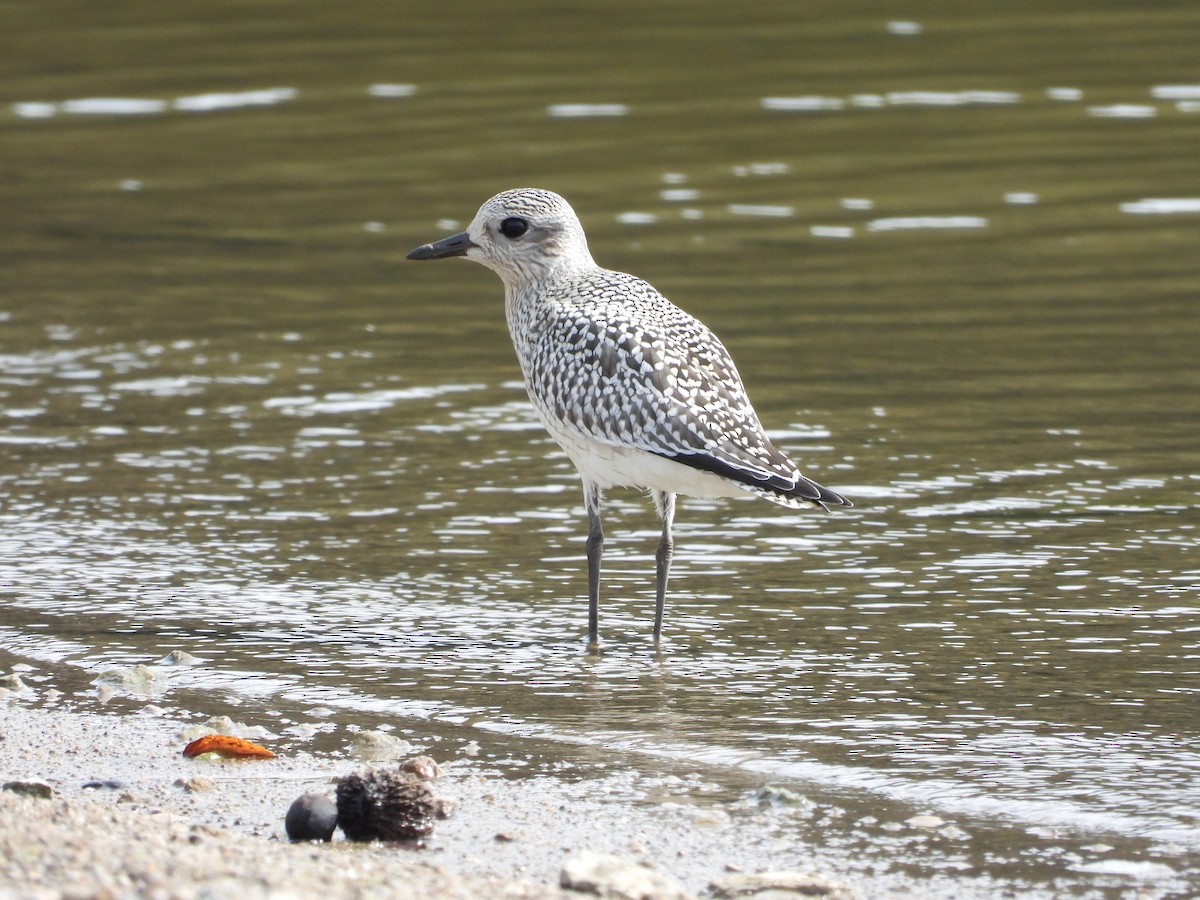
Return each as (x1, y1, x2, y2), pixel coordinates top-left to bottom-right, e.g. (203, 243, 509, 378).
(561, 849, 693, 900)
(494, 831, 517, 842)
(175, 776, 215, 794)
(349, 730, 414, 762)
(432, 796, 457, 819)
(94, 664, 156, 690)
(158, 650, 203, 666)
(709, 871, 854, 899)
(3, 780, 54, 799)
(286, 793, 339, 842)
(178, 724, 216, 742)
(82, 780, 127, 791)
(0, 674, 28, 691)
(905, 814, 944, 829)
(336, 767, 439, 842)
(400, 755, 441, 781)
(1072, 859, 1176, 879)
(752, 785, 811, 810)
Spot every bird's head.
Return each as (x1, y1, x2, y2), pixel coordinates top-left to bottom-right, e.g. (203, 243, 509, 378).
(407, 188, 596, 288)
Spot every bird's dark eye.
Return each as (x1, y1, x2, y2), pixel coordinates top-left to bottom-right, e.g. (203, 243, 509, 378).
(499, 217, 529, 239)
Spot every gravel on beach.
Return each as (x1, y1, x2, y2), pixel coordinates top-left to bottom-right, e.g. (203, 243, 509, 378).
(0, 791, 564, 900)
(0, 700, 575, 899)
(2, 697, 828, 900)
(0, 688, 916, 900)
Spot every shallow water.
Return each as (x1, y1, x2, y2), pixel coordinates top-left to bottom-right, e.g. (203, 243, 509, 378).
(3, 0, 1200, 894)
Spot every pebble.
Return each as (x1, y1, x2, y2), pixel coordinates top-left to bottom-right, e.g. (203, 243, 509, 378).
(158, 650, 203, 666)
(0, 674, 28, 691)
(560, 849, 693, 900)
(1072, 859, 1177, 879)
(2, 780, 54, 799)
(176, 777, 215, 794)
(709, 870, 854, 899)
(350, 730, 415, 762)
(752, 786, 811, 810)
(905, 814, 945, 829)
(82, 780, 127, 791)
(400, 755, 441, 781)
(285, 793, 339, 842)
(94, 664, 156, 690)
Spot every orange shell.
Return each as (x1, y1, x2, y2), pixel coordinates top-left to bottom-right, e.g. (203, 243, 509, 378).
(182, 734, 276, 760)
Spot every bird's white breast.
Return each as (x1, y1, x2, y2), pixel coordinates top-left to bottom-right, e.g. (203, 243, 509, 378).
(536, 407, 748, 499)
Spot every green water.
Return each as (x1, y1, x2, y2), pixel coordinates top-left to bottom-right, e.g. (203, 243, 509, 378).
(3, 1, 1199, 894)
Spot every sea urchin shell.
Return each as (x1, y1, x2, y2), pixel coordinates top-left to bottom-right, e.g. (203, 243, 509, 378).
(335, 767, 438, 842)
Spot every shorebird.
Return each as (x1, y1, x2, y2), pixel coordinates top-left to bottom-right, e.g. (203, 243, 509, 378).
(408, 188, 850, 649)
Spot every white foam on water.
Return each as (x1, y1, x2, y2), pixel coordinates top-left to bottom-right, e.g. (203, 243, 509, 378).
(659, 189, 699, 202)
(367, 83, 417, 98)
(1087, 104, 1157, 118)
(546, 103, 628, 118)
(887, 90, 1019, 106)
(761, 96, 846, 112)
(60, 97, 168, 115)
(12, 102, 58, 118)
(1119, 198, 1200, 215)
(616, 212, 657, 225)
(810, 225, 856, 239)
(1150, 84, 1200, 100)
(868, 216, 988, 231)
(727, 204, 794, 218)
(174, 87, 297, 112)
(1046, 87, 1084, 101)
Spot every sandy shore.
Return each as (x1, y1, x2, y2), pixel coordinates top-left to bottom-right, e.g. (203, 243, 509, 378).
(0, 693, 870, 900)
(0, 701, 571, 899)
(0, 791, 564, 900)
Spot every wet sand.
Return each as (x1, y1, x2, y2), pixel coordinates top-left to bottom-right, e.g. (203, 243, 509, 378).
(0, 701, 569, 899)
(0, 697, 872, 899)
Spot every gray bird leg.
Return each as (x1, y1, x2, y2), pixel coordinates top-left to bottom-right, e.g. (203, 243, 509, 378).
(652, 490, 676, 644)
(584, 482, 603, 651)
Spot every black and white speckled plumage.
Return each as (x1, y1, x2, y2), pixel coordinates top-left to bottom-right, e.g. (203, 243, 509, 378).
(512, 268, 824, 505)
(408, 188, 851, 645)
(465, 188, 848, 510)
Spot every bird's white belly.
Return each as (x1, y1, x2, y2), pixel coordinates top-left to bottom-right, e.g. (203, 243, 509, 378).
(538, 413, 747, 499)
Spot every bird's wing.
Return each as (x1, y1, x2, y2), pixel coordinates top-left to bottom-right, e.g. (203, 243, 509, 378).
(524, 271, 806, 490)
